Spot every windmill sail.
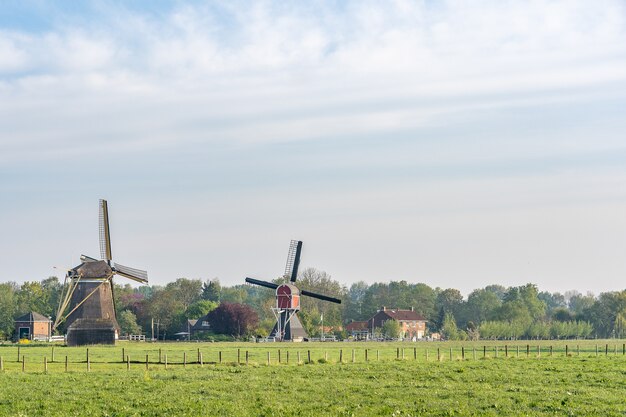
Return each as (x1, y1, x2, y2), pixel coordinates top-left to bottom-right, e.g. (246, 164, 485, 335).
(99, 199, 112, 261)
(113, 263, 148, 283)
(284, 240, 302, 282)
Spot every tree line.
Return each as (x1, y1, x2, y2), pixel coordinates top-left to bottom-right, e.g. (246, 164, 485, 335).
(1, 269, 625, 340)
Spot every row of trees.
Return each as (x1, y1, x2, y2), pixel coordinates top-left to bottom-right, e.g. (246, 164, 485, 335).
(1, 270, 626, 340)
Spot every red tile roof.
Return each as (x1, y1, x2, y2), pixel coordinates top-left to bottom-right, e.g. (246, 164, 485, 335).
(380, 309, 426, 321)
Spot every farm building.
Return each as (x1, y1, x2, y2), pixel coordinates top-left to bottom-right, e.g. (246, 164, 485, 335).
(371, 307, 427, 340)
(346, 321, 370, 340)
(14, 312, 52, 341)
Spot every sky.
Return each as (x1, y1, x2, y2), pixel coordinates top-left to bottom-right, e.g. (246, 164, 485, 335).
(1, 0, 626, 296)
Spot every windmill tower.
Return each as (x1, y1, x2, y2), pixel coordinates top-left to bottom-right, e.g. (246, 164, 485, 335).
(245, 240, 341, 341)
(53, 199, 148, 346)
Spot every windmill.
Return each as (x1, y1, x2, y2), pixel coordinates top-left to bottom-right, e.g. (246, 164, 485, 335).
(53, 199, 148, 346)
(245, 240, 341, 341)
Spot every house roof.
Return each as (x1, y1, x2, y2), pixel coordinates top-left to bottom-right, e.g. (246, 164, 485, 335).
(191, 316, 212, 331)
(346, 321, 369, 331)
(378, 309, 426, 321)
(15, 312, 51, 323)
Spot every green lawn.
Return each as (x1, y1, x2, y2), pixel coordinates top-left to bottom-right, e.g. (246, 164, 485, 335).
(1, 341, 625, 416)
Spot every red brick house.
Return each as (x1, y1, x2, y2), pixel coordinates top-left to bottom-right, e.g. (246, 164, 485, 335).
(14, 312, 52, 341)
(371, 307, 427, 340)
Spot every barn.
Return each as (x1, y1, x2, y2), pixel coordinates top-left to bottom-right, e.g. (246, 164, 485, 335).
(14, 312, 52, 341)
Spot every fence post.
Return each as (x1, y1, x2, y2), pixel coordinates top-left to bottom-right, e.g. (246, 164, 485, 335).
(414, 348, 417, 360)
(297, 351, 301, 364)
(495, 346, 498, 358)
(44, 356, 48, 374)
(462, 347, 465, 360)
(52, 346, 55, 363)
(396, 348, 400, 360)
(325, 351, 328, 362)
(606, 344, 609, 356)
(267, 351, 270, 366)
(65, 355, 68, 372)
(278, 349, 281, 364)
(184, 352, 187, 368)
(437, 348, 441, 362)
(483, 346, 486, 358)
(199, 352, 203, 367)
(352, 349, 355, 363)
(308, 350, 311, 364)
(473, 347, 476, 360)
(287, 350, 289, 364)
(22, 356, 25, 372)
(246, 351, 249, 365)
(550, 346, 553, 357)
(377, 350, 380, 361)
(517, 345, 519, 358)
(122, 348, 125, 363)
(615, 344, 617, 355)
(365, 349, 368, 362)
(577, 345, 580, 356)
(596, 345, 598, 357)
(566, 345, 568, 356)
(505, 345, 508, 358)
(339, 350, 343, 363)
(623, 344, 625, 355)
(219, 351, 222, 364)
(238, 349, 241, 364)
(86, 348, 90, 372)
(449, 348, 452, 361)
(426, 349, 429, 361)
(126, 355, 130, 371)
(165, 354, 168, 370)
(0, 356, 3, 371)
(197, 348, 200, 364)
(146, 354, 149, 370)
(159, 348, 162, 364)
(538, 345, 540, 357)
(17, 345, 20, 363)
(526, 344, 530, 357)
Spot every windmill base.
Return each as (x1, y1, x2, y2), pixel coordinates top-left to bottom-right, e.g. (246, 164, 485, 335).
(270, 311, 307, 341)
(66, 318, 118, 346)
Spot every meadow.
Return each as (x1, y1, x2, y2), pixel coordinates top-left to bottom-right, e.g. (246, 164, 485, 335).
(1, 340, 626, 416)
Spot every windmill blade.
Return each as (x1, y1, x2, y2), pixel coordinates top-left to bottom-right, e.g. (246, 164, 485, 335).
(113, 263, 148, 283)
(80, 254, 99, 263)
(99, 199, 112, 261)
(245, 277, 279, 290)
(284, 240, 302, 283)
(301, 289, 342, 304)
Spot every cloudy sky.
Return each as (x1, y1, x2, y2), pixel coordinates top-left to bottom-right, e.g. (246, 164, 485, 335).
(1, 0, 626, 295)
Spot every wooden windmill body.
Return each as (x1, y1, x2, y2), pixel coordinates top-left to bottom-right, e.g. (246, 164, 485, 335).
(54, 200, 148, 346)
(245, 240, 341, 342)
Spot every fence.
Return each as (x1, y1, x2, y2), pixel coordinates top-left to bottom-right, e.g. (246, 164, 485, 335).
(1, 342, 625, 373)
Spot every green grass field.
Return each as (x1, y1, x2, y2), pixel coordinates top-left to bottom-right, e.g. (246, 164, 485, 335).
(1, 340, 626, 416)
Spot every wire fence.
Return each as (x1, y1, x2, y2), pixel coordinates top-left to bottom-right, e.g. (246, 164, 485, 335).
(1, 341, 626, 373)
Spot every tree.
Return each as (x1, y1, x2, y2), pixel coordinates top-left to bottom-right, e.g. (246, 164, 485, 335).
(118, 310, 142, 335)
(186, 299, 218, 319)
(441, 312, 465, 340)
(381, 319, 401, 339)
(0, 283, 17, 339)
(466, 288, 501, 324)
(202, 279, 221, 302)
(206, 302, 259, 337)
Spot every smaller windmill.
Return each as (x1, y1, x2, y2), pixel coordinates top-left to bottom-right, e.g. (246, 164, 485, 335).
(53, 199, 148, 346)
(245, 240, 341, 341)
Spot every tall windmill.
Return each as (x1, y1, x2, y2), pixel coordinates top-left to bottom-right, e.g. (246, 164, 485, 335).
(245, 240, 341, 341)
(53, 199, 148, 346)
